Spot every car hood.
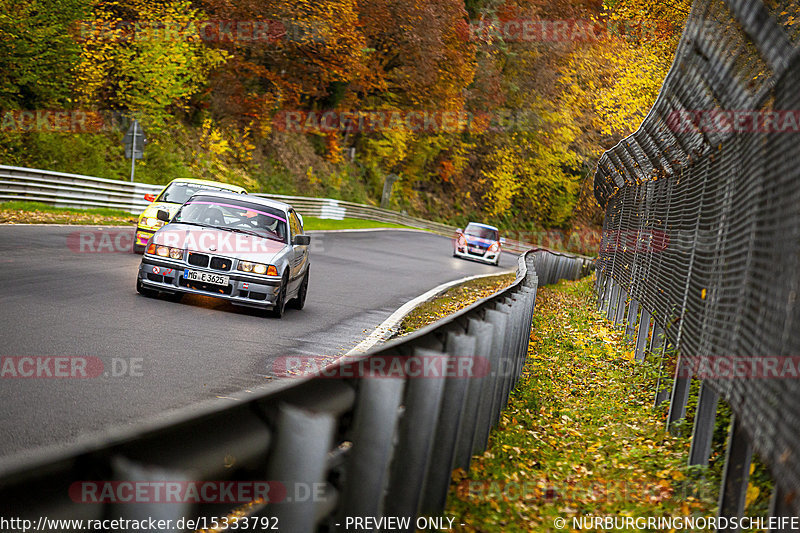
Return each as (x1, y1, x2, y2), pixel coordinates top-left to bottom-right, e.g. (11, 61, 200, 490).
(153, 224, 288, 263)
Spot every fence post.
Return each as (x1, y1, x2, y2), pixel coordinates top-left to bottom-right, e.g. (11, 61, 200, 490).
(651, 324, 670, 407)
(614, 288, 628, 327)
(606, 280, 618, 320)
(634, 307, 651, 362)
(717, 416, 753, 529)
(688, 380, 720, 465)
(768, 483, 796, 529)
(667, 355, 692, 433)
(625, 299, 639, 343)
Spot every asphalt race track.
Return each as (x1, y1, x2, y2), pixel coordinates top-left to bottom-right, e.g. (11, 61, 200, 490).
(0, 225, 515, 464)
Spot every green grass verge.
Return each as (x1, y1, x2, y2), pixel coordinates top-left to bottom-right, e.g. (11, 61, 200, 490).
(0, 202, 416, 230)
(0, 201, 137, 225)
(302, 217, 414, 231)
(445, 276, 770, 531)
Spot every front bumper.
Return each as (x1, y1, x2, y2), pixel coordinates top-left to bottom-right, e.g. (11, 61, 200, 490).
(454, 246, 500, 264)
(134, 228, 156, 250)
(138, 256, 281, 309)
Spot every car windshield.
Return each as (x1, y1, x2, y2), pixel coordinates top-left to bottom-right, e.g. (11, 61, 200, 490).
(465, 224, 499, 241)
(158, 182, 238, 204)
(174, 198, 288, 243)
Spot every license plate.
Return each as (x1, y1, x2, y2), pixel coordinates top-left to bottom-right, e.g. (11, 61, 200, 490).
(184, 269, 229, 286)
(469, 246, 483, 254)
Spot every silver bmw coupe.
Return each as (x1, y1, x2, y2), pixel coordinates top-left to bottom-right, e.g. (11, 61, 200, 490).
(136, 191, 310, 318)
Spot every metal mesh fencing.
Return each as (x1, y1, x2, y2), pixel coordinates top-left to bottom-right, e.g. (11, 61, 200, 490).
(594, 0, 800, 514)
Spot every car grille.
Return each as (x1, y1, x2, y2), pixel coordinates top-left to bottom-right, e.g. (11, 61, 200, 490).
(210, 257, 232, 271)
(147, 273, 163, 283)
(188, 252, 233, 272)
(188, 252, 209, 267)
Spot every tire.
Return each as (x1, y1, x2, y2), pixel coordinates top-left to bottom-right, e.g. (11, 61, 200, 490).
(269, 275, 288, 318)
(136, 277, 157, 297)
(291, 268, 309, 310)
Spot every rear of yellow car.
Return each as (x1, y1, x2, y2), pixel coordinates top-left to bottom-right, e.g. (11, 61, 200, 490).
(133, 179, 247, 253)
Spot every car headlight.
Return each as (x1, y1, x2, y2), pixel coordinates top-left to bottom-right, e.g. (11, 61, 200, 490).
(238, 261, 277, 276)
(489, 243, 500, 252)
(140, 215, 164, 229)
(147, 243, 183, 259)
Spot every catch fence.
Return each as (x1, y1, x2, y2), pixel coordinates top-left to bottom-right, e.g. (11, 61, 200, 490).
(594, 0, 800, 520)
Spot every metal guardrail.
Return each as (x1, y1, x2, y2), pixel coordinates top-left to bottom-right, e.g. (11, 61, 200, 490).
(593, 0, 800, 520)
(0, 164, 542, 254)
(0, 250, 591, 531)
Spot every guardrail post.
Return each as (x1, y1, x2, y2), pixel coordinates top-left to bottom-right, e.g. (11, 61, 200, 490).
(634, 307, 651, 362)
(340, 377, 405, 519)
(688, 380, 719, 465)
(485, 306, 511, 427)
(384, 348, 447, 524)
(421, 333, 477, 515)
(107, 456, 194, 532)
(469, 320, 499, 457)
(265, 403, 336, 533)
(458, 320, 495, 468)
(717, 416, 753, 528)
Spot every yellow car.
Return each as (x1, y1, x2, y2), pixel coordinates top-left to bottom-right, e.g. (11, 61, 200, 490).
(133, 178, 247, 253)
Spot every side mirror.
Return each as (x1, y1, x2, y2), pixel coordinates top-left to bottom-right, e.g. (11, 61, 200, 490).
(293, 235, 311, 246)
(156, 209, 171, 222)
(144, 194, 156, 202)
(500, 237, 506, 244)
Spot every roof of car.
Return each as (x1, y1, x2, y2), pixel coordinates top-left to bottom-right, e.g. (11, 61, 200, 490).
(466, 222, 499, 231)
(188, 190, 293, 211)
(167, 178, 247, 193)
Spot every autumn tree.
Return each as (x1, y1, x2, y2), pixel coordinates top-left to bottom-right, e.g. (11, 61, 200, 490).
(74, 0, 227, 129)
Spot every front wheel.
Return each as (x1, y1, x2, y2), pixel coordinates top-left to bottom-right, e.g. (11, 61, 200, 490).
(136, 277, 156, 297)
(269, 276, 288, 319)
(291, 268, 309, 310)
